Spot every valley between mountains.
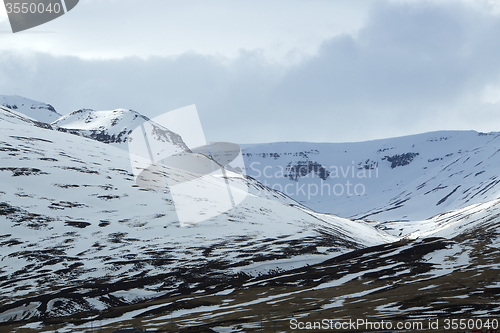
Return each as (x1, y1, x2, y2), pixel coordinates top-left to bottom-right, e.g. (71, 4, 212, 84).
(0, 95, 499, 332)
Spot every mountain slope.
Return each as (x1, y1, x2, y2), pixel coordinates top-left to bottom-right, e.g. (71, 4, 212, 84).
(0, 113, 395, 325)
(0, 95, 61, 123)
(4, 199, 499, 332)
(241, 130, 500, 222)
(2, 96, 500, 332)
(15, 94, 500, 225)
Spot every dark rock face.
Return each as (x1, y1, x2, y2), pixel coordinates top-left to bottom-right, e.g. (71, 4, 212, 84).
(0, 167, 48, 176)
(2, 104, 16, 109)
(285, 161, 330, 181)
(383, 152, 420, 168)
(89, 129, 132, 144)
(358, 159, 379, 170)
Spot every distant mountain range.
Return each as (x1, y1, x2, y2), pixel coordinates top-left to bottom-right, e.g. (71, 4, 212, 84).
(0, 95, 499, 332)
(241, 130, 500, 223)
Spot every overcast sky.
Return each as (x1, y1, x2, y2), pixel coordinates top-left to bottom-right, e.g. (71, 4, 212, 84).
(1, 0, 500, 144)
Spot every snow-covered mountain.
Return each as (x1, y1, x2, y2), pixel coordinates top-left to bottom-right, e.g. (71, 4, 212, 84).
(2, 96, 500, 332)
(51, 108, 191, 152)
(0, 104, 395, 327)
(241, 131, 500, 222)
(0, 95, 62, 123)
(42, 99, 500, 225)
(8, 95, 500, 225)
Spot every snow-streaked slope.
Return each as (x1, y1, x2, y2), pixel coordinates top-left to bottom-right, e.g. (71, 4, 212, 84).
(241, 131, 500, 222)
(0, 105, 41, 126)
(2, 95, 499, 330)
(12, 201, 500, 332)
(373, 196, 500, 239)
(0, 95, 61, 123)
(0, 115, 396, 322)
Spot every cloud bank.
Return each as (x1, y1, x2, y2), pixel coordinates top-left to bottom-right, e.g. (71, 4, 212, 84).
(1, 0, 500, 143)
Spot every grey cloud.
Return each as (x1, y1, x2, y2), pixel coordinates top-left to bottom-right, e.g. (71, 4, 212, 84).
(1, 1, 500, 143)
(276, 1, 500, 108)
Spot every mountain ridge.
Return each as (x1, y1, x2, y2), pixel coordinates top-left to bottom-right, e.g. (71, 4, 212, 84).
(5, 94, 500, 224)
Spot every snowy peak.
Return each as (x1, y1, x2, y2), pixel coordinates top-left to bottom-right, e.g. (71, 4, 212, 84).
(0, 95, 61, 123)
(53, 108, 149, 130)
(0, 94, 190, 159)
(52, 108, 190, 151)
